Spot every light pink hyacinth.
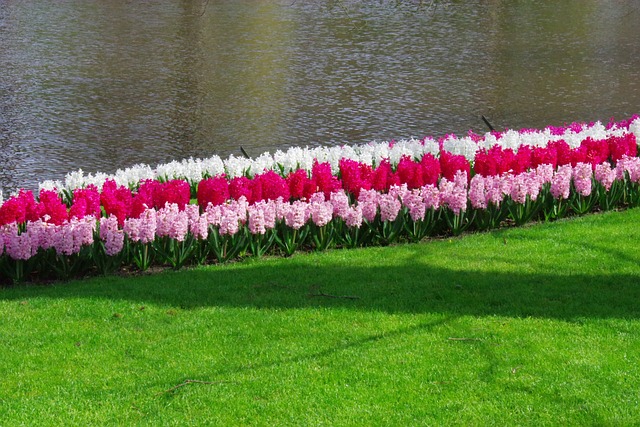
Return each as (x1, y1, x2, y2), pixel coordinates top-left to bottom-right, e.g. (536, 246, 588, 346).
(309, 199, 334, 227)
(52, 217, 95, 256)
(156, 203, 189, 242)
(330, 191, 350, 218)
(421, 184, 441, 210)
(284, 200, 309, 230)
(357, 189, 379, 222)
(3, 223, 33, 260)
(572, 163, 593, 197)
(401, 188, 426, 222)
(100, 215, 124, 256)
(550, 165, 572, 199)
(28, 219, 56, 251)
(344, 205, 363, 228)
(615, 155, 640, 183)
(124, 208, 158, 243)
(219, 208, 240, 236)
(379, 192, 402, 222)
(248, 203, 267, 235)
(439, 171, 468, 215)
(594, 162, 616, 191)
(469, 175, 487, 210)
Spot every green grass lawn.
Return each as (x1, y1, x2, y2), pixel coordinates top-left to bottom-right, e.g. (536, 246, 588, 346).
(2, 209, 640, 426)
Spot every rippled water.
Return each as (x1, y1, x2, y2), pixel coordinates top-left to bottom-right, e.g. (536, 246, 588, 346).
(1, 0, 639, 194)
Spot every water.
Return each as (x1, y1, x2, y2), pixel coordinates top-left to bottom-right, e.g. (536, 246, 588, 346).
(1, 0, 639, 195)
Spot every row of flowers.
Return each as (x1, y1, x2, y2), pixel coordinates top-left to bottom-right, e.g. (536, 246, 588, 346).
(11, 115, 638, 200)
(1, 116, 639, 283)
(2, 128, 637, 228)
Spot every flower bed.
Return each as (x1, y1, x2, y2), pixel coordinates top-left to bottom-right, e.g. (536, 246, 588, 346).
(1, 116, 639, 284)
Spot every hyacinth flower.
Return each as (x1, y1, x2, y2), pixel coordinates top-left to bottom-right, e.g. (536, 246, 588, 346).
(308, 193, 336, 251)
(275, 199, 311, 256)
(615, 155, 640, 207)
(153, 203, 197, 270)
(439, 170, 471, 235)
(570, 163, 597, 215)
(594, 162, 623, 211)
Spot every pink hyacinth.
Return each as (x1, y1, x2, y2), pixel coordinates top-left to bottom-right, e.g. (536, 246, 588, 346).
(469, 175, 487, 210)
(344, 205, 363, 228)
(594, 162, 616, 191)
(283, 200, 309, 230)
(550, 165, 572, 200)
(615, 155, 640, 183)
(101, 180, 133, 226)
(330, 190, 350, 218)
(309, 199, 334, 227)
(572, 163, 593, 197)
(197, 175, 230, 208)
(312, 161, 342, 199)
(439, 171, 468, 215)
(156, 203, 189, 242)
(219, 209, 240, 236)
(402, 188, 426, 221)
(357, 189, 379, 222)
(100, 215, 124, 256)
(248, 203, 267, 235)
(421, 184, 441, 210)
(379, 192, 402, 222)
(69, 185, 101, 220)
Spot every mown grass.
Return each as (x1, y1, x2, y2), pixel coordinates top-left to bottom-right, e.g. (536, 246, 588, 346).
(1, 209, 640, 426)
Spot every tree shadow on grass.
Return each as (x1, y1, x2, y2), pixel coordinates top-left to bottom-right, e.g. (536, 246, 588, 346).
(2, 209, 640, 320)
(1, 250, 639, 320)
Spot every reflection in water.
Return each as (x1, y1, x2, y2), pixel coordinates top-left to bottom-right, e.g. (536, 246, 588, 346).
(0, 0, 638, 194)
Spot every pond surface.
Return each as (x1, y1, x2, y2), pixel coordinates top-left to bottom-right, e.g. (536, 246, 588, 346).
(1, 0, 639, 194)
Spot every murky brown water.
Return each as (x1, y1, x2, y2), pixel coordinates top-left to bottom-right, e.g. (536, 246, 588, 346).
(1, 0, 639, 194)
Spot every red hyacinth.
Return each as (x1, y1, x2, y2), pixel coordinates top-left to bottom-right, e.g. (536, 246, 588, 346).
(0, 190, 39, 226)
(420, 153, 441, 185)
(197, 175, 230, 208)
(286, 169, 310, 200)
(69, 185, 101, 220)
(100, 179, 133, 226)
(312, 161, 342, 199)
(38, 189, 69, 225)
(154, 179, 191, 210)
(531, 145, 558, 169)
(372, 159, 393, 192)
(439, 151, 470, 181)
(396, 155, 425, 189)
(229, 176, 252, 201)
(256, 170, 290, 202)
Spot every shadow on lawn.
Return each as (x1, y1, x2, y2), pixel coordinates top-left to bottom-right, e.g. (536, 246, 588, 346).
(3, 209, 640, 320)
(1, 246, 639, 320)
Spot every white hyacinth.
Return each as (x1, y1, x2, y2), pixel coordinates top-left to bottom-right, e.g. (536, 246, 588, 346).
(26, 116, 638, 197)
(200, 155, 225, 177)
(629, 117, 640, 141)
